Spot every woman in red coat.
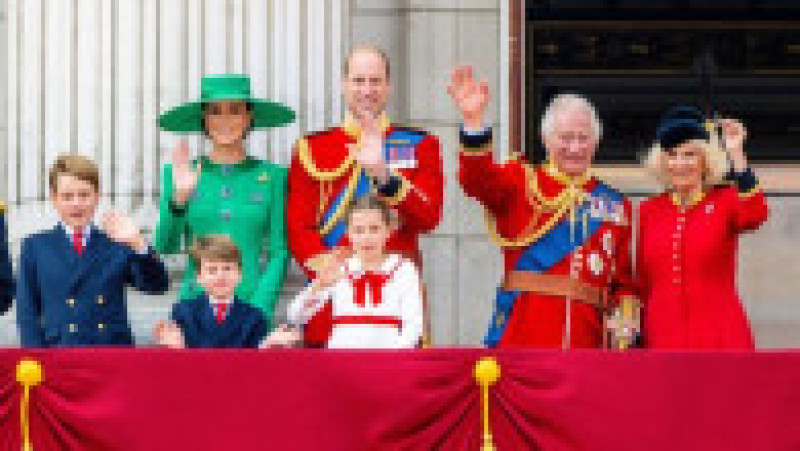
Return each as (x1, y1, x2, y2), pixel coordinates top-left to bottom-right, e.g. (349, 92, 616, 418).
(637, 106, 768, 349)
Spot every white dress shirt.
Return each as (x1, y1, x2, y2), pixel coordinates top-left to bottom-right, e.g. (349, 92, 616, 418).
(209, 295, 234, 322)
(61, 223, 92, 248)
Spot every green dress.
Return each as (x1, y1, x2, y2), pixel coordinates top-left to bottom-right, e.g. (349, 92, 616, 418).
(154, 156, 288, 328)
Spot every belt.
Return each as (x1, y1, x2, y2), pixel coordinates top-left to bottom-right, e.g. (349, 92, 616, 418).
(503, 270, 607, 309)
(332, 316, 402, 329)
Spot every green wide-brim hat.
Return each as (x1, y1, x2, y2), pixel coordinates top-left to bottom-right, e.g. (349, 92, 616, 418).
(158, 74, 296, 132)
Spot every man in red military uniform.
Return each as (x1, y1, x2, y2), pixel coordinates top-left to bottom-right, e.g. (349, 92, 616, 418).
(287, 45, 444, 346)
(448, 66, 637, 349)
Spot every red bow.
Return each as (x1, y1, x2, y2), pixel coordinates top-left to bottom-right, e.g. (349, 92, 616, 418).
(352, 272, 390, 307)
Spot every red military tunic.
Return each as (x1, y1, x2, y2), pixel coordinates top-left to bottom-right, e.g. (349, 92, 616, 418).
(637, 186, 768, 349)
(458, 134, 635, 348)
(287, 114, 444, 345)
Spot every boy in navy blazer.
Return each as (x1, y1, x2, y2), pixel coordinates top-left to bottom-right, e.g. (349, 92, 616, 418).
(16, 154, 169, 347)
(155, 235, 268, 348)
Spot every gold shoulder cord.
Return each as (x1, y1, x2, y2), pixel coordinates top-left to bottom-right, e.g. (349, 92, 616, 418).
(297, 138, 355, 182)
(525, 164, 580, 210)
(483, 164, 585, 249)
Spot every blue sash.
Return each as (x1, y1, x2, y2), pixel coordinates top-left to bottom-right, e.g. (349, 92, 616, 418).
(321, 169, 371, 248)
(484, 181, 623, 347)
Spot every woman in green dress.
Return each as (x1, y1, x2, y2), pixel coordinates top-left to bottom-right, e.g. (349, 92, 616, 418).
(155, 74, 295, 328)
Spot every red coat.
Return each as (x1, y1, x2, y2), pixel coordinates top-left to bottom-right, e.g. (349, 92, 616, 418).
(458, 145, 635, 349)
(287, 115, 444, 345)
(637, 186, 768, 349)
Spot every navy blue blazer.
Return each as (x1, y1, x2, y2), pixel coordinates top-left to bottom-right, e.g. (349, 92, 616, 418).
(171, 294, 268, 348)
(16, 225, 170, 347)
(0, 209, 13, 315)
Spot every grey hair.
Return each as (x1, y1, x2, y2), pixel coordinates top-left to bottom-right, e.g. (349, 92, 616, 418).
(643, 134, 730, 188)
(539, 93, 603, 141)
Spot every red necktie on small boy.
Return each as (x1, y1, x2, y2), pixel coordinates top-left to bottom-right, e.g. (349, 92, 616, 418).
(215, 303, 228, 325)
(73, 229, 85, 255)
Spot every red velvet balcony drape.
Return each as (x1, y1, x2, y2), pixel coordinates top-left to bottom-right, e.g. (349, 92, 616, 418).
(1, 349, 799, 450)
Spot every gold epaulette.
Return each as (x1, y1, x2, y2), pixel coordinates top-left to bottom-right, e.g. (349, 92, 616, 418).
(0, 200, 6, 214)
(295, 136, 354, 182)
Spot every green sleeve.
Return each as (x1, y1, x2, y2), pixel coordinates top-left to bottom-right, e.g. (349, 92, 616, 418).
(153, 164, 186, 255)
(251, 167, 289, 328)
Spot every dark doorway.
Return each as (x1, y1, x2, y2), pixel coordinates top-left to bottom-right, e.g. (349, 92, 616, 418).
(525, 1, 800, 164)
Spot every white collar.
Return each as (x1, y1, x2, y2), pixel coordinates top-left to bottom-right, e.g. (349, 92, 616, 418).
(345, 253, 401, 275)
(60, 222, 93, 243)
(208, 295, 234, 306)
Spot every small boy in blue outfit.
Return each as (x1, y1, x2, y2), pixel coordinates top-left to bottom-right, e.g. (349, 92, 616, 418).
(155, 235, 267, 348)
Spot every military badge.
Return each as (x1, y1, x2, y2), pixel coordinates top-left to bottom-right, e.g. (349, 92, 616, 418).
(385, 139, 417, 170)
(588, 252, 604, 276)
(588, 195, 604, 219)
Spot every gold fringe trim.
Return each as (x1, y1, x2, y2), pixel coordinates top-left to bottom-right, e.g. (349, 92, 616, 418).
(670, 189, 706, 207)
(544, 160, 591, 186)
(343, 112, 391, 139)
(738, 184, 761, 198)
(296, 137, 355, 182)
(460, 144, 493, 155)
(319, 163, 362, 236)
(382, 172, 411, 206)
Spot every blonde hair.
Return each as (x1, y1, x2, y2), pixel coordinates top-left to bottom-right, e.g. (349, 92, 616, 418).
(49, 154, 100, 193)
(643, 134, 730, 187)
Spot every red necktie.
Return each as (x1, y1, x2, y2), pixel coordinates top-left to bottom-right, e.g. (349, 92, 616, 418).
(73, 229, 84, 255)
(352, 272, 390, 307)
(215, 303, 228, 325)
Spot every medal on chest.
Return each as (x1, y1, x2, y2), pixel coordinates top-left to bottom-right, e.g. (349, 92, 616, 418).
(385, 139, 417, 170)
(588, 252, 605, 277)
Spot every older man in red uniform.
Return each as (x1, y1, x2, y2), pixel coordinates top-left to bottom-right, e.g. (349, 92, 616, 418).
(448, 66, 637, 349)
(287, 45, 443, 346)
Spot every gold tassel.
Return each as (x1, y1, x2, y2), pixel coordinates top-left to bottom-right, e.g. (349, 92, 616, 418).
(474, 357, 501, 451)
(16, 360, 43, 451)
(616, 297, 639, 350)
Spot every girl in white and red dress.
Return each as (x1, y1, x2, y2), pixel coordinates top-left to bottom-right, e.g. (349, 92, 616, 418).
(286, 194, 424, 349)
